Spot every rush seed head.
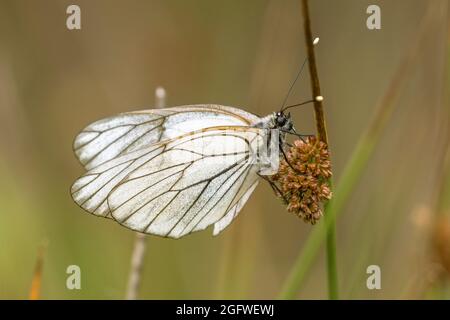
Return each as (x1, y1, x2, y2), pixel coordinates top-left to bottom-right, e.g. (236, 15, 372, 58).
(269, 136, 332, 224)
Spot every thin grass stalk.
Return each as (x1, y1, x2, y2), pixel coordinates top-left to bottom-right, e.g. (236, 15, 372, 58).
(29, 242, 47, 300)
(300, 0, 338, 299)
(437, 146, 450, 216)
(125, 232, 147, 300)
(278, 4, 433, 299)
(415, 3, 450, 298)
(125, 86, 166, 300)
(435, 11, 450, 218)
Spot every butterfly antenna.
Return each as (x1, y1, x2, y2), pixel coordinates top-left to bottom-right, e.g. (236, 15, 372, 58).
(281, 95, 323, 112)
(280, 57, 308, 112)
(280, 37, 320, 112)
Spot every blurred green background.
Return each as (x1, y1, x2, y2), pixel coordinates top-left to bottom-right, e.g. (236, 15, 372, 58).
(0, 0, 449, 299)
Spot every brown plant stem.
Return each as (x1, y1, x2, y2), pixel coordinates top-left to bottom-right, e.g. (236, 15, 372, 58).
(301, 0, 338, 299)
(301, 0, 327, 144)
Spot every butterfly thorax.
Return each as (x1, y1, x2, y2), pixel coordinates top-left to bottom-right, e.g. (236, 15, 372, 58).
(254, 112, 293, 149)
(253, 112, 293, 155)
(254, 112, 293, 131)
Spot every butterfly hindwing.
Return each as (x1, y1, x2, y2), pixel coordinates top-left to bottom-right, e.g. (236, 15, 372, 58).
(71, 126, 266, 238)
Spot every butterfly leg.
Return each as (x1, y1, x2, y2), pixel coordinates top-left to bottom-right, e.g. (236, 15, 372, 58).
(279, 136, 300, 173)
(257, 173, 288, 204)
(282, 128, 315, 143)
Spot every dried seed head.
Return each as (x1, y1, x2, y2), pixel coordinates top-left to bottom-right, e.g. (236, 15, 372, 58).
(432, 215, 450, 275)
(269, 136, 332, 224)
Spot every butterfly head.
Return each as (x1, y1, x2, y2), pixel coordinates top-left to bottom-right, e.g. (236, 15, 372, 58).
(274, 111, 293, 132)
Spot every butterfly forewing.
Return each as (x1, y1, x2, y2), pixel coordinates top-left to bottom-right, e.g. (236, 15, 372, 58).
(73, 105, 261, 170)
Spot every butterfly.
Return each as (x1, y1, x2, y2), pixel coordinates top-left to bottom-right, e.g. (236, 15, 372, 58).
(70, 37, 324, 238)
(70, 101, 319, 238)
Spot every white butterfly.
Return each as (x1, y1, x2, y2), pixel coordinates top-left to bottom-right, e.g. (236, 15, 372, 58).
(71, 104, 296, 238)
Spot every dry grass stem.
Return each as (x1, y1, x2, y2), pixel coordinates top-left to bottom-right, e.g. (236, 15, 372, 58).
(125, 86, 167, 300)
(29, 242, 47, 300)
